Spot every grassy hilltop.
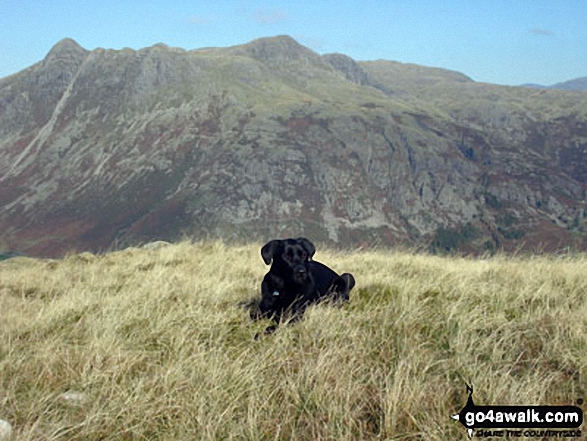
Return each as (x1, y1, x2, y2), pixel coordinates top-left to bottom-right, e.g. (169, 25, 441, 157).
(0, 241, 586, 440)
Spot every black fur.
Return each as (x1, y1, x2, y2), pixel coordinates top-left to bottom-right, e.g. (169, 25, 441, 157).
(254, 237, 355, 334)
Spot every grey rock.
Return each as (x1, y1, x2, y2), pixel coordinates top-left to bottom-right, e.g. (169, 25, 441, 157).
(0, 36, 585, 256)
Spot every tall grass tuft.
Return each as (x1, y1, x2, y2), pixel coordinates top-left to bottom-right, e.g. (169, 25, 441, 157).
(1, 241, 585, 440)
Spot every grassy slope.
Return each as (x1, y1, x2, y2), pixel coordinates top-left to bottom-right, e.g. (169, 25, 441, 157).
(361, 60, 587, 121)
(0, 241, 585, 440)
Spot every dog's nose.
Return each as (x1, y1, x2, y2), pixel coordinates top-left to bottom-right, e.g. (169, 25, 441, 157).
(296, 267, 306, 275)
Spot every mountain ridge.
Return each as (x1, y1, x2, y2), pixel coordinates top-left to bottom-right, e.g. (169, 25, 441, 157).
(551, 76, 587, 91)
(1, 36, 586, 257)
(2, 37, 584, 89)
(522, 76, 587, 91)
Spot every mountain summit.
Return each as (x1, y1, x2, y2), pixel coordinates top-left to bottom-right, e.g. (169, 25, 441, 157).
(238, 35, 320, 62)
(45, 38, 87, 60)
(0, 36, 586, 257)
(551, 77, 587, 91)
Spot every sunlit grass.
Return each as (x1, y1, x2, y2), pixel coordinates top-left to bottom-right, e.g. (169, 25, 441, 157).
(0, 241, 585, 440)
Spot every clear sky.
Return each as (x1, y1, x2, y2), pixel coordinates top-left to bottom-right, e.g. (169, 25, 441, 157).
(1, 0, 585, 86)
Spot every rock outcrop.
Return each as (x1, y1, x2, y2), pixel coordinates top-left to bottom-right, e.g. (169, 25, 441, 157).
(0, 36, 585, 256)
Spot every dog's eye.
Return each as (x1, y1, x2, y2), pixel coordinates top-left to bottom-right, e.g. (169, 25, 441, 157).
(300, 251, 307, 259)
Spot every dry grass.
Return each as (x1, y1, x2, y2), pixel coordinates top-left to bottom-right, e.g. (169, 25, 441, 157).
(0, 241, 586, 440)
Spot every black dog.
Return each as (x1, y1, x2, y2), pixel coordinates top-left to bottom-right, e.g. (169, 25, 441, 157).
(254, 237, 355, 333)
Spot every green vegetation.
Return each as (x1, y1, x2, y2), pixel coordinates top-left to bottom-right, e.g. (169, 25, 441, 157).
(495, 213, 527, 241)
(484, 193, 503, 210)
(498, 227, 527, 240)
(1, 241, 585, 439)
(428, 223, 480, 253)
(0, 252, 18, 262)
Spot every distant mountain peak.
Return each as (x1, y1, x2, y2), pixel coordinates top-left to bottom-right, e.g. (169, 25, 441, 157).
(45, 38, 88, 61)
(239, 35, 320, 63)
(144, 43, 186, 54)
(1, 35, 586, 256)
(47, 38, 85, 53)
(248, 35, 302, 48)
(551, 76, 587, 91)
(521, 76, 587, 91)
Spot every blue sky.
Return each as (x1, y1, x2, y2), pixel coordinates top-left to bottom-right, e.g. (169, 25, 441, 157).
(1, 0, 585, 86)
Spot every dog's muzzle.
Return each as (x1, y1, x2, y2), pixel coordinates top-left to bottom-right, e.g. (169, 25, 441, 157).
(293, 266, 308, 283)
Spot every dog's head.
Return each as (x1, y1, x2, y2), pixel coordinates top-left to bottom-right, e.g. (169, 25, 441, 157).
(261, 238, 315, 284)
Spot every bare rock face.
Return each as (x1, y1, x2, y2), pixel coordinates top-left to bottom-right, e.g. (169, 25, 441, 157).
(0, 36, 586, 257)
(323, 53, 371, 86)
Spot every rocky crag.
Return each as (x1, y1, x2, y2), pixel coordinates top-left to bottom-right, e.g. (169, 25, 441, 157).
(1, 36, 586, 257)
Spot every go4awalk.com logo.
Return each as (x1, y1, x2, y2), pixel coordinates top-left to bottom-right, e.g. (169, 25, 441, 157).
(451, 386, 583, 439)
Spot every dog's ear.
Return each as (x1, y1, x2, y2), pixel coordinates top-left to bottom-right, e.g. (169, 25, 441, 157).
(296, 237, 315, 259)
(261, 240, 281, 265)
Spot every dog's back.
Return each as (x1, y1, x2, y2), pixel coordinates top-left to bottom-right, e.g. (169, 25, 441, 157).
(307, 260, 339, 299)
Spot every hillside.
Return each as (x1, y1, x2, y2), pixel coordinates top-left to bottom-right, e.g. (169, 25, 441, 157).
(1, 36, 586, 257)
(551, 77, 587, 92)
(523, 77, 587, 92)
(0, 241, 585, 439)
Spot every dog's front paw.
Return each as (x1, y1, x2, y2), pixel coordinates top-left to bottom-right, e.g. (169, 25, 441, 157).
(254, 324, 278, 340)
